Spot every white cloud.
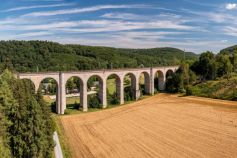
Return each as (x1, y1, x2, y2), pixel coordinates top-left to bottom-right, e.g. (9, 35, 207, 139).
(107, 31, 186, 41)
(207, 12, 236, 24)
(101, 12, 183, 21)
(221, 39, 228, 43)
(45, 33, 233, 53)
(223, 26, 237, 37)
(183, 0, 218, 7)
(1, 19, 196, 32)
(226, 3, 237, 10)
(15, 31, 53, 38)
(0, 31, 53, 40)
(23, 4, 151, 17)
(181, 9, 237, 24)
(101, 13, 142, 20)
(3, 3, 73, 12)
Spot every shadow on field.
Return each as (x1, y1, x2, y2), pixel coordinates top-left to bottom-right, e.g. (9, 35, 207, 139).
(67, 103, 80, 110)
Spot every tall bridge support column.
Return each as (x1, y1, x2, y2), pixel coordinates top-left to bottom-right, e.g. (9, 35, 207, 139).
(59, 73, 66, 114)
(56, 84, 61, 114)
(81, 83, 88, 112)
(150, 68, 154, 95)
(118, 78, 124, 105)
(99, 78, 107, 108)
(134, 76, 140, 100)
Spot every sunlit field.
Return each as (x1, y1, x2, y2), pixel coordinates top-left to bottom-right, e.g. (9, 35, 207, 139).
(59, 94, 237, 158)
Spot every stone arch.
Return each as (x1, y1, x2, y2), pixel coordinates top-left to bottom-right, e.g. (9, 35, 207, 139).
(106, 73, 121, 105)
(139, 71, 150, 95)
(39, 77, 58, 94)
(65, 76, 84, 111)
(165, 69, 175, 91)
(123, 72, 137, 101)
(154, 70, 165, 91)
(87, 75, 104, 108)
(166, 69, 174, 78)
(39, 77, 59, 113)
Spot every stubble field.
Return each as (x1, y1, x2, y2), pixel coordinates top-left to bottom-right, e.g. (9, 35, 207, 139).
(59, 94, 237, 158)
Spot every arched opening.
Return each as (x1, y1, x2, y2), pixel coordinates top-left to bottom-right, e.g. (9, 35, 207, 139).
(154, 70, 165, 93)
(21, 78, 36, 94)
(65, 76, 83, 111)
(87, 75, 103, 109)
(165, 69, 176, 92)
(124, 73, 136, 102)
(39, 78, 58, 113)
(166, 70, 174, 78)
(106, 74, 121, 106)
(139, 72, 150, 96)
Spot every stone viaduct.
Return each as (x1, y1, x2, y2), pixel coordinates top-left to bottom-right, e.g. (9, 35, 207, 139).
(18, 66, 179, 114)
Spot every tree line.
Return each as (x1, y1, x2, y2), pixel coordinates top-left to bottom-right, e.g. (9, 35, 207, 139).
(0, 70, 55, 158)
(166, 48, 237, 98)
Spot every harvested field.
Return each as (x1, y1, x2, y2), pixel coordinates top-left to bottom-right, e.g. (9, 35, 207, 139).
(59, 94, 237, 158)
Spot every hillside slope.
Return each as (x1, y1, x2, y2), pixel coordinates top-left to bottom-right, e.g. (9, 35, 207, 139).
(220, 45, 237, 54)
(0, 40, 197, 72)
(189, 76, 237, 101)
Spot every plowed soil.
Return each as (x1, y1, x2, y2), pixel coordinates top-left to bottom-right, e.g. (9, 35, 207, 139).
(59, 94, 237, 158)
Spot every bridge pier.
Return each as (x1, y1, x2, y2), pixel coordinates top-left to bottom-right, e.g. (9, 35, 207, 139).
(100, 78, 107, 108)
(56, 85, 61, 114)
(118, 79, 124, 105)
(134, 77, 140, 100)
(81, 83, 88, 112)
(150, 68, 155, 95)
(59, 73, 66, 114)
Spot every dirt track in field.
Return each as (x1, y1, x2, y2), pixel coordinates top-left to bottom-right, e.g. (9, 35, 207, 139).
(59, 94, 237, 158)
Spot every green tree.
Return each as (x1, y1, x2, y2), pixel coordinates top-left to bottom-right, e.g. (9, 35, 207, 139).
(165, 72, 182, 93)
(191, 51, 217, 80)
(66, 78, 74, 92)
(88, 94, 101, 108)
(216, 54, 233, 77)
(231, 50, 237, 72)
(0, 70, 14, 158)
(0, 138, 11, 158)
(0, 70, 55, 158)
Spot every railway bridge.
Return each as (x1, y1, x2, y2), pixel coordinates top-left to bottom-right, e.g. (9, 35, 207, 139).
(18, 66, 179, 114)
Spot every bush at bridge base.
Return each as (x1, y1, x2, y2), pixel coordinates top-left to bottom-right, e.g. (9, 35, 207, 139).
(124, 87, 135, 102)
(88, 94, 102, 109)
(108, 93, 120, 105)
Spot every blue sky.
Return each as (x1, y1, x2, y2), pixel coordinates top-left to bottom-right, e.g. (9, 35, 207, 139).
(0, 0, 237, 53)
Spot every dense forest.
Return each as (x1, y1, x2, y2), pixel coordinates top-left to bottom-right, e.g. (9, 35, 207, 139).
(0, 40, 197, 72)
(0, 70, 55, 158)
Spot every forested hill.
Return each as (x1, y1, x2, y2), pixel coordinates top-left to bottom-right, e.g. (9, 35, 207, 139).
(0, 40, 197, 72)
(220, 45, 237, 54)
